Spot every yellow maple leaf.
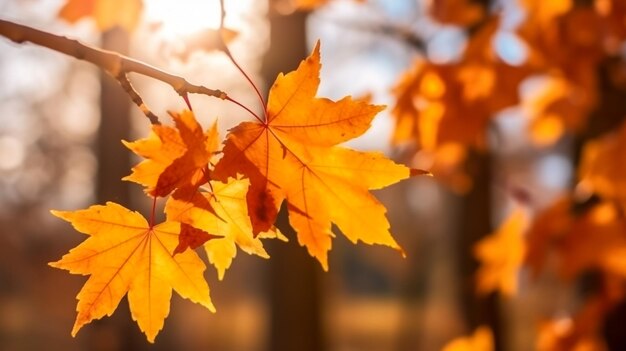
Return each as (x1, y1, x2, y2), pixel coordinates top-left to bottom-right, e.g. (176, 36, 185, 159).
(49, 202, 214, 342)
(214, 41, 425, 269)
(474, 207, 528, 296)
(59, 0, 143, 32)
(165, 177, 286, 280)
(442, 326, 494, 351)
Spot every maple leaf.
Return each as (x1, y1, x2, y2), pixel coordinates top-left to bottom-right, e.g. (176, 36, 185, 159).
(429, 0, 486, 27)
(49, 202, 214, 343)
(526, 198, 626, 280)
(165, 177, 286, 280)
(537, 297, 609, 351)
(474, 207, 528, 296)
(392, 18, 528, 153)
(516, 1, 605, 138)
(214, 41, 424, 269)
(579, 121, 626, 208)
(293, 0, 365, 10)
(442, 326, 494, 351)
(59, 0, 143, 32)
(524, 197, 573, 277)
(556, 202, 626, 280)
(123, 110, 218, 198)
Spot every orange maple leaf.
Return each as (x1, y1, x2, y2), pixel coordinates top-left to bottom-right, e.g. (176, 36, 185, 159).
(123, 110, 218, 198)
(557, 202, 626, 280)
(49, 202, 214, 343)
(441, 326, 494, 351)
(59, 0, 143, 32)
(214, 41, 423, 269)
(474, 207, 528, 296)
(526, 199, 626, 280)
(392, 18, 527, 152)
(429, 0, 486, 27)
(537, 296, 609, 351)
(293, 0, 365, 10)
(579, 121, 626, 208)
(524, 197, 573, 277)
(165, 177, 286, 280)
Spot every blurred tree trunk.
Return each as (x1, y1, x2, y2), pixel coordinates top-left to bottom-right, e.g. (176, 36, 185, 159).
(97, 28, 131, 206)
(582, 57, 626, 351)
(457, 151, 504, 350)
(459, 0, 504, 348)
(262, 4, 325, 351)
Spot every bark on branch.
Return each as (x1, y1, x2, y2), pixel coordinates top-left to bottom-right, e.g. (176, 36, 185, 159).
(0, 19, 228, 123)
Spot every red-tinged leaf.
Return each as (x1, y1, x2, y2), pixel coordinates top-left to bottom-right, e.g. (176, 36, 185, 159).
(124, 110, 218, 198)
(214, 41, 425, 269)
(173, 223, 216, 255)
(166, 177, 285, 280)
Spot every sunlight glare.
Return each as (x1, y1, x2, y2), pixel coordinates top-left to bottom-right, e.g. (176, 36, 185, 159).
(145, 0, 222, 38)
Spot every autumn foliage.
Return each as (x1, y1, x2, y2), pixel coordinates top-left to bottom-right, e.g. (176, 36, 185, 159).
(36, 0, 427, 342)
(391, 0, 626, 349)
(3, 0, 626, 348)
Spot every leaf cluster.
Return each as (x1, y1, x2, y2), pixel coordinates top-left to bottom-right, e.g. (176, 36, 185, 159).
(47, 1, 422, 342)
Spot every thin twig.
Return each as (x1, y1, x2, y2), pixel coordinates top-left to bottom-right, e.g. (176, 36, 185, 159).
(321, 15, 425, 51)
(219, 0, 226, 29)
(218, 1, 268, 122)
(116, 73, 161, 124)
(0, 19, 228, 102)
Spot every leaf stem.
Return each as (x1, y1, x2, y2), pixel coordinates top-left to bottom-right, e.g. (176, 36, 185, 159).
(181, 92, 193, 111)
(218, 0, 268, 122)
(0, 19, 264, 123)
(149, 196, 158, 229)
(225, 95, 264, 123)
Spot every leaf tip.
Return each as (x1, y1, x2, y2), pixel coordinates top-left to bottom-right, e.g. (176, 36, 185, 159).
(312, 39, 321, 56)
(318, 257, 329, 272)
(398, 246, 407, 258)
(50, 209, 70, 221)
(410, 168, 432, 177)
(206, 301, 217, 313)
(70, 320, 84, 338)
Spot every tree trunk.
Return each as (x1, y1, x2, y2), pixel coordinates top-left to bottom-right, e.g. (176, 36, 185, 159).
(262, 5, 325, 351)
(458, 151, 504, 350)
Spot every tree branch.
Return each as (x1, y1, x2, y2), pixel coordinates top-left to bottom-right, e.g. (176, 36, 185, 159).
(0, 19, 228, 117)
(116, 73, 160, 124)
(319, 16, 425, 52)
